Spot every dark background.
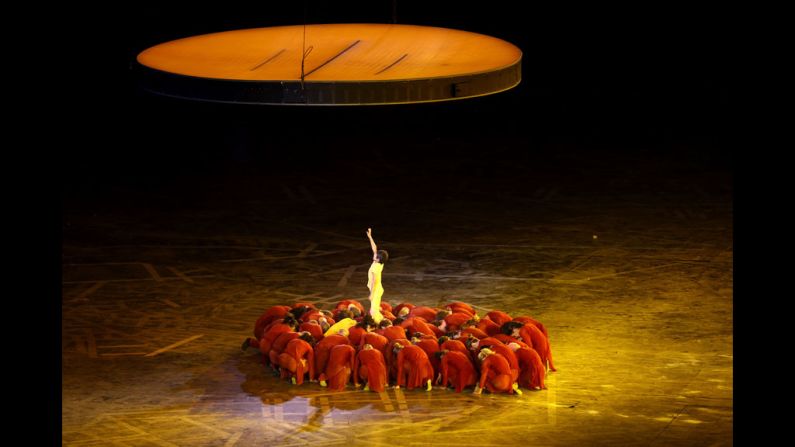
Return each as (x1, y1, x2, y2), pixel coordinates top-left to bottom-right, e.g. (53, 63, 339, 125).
(39, 3, 734, 445)
(59, 0, 730, 196)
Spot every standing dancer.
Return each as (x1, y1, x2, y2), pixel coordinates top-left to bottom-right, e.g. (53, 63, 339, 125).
(366, 228, 388, 324)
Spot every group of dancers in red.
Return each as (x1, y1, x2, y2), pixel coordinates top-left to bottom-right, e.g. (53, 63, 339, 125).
(242, 299, 555, 395)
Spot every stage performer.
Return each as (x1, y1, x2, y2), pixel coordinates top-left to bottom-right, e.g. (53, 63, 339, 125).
(354, 344, 388, 392)
(475, 348, 521, 395)
(438, 350, 477, 393)
(393, 342, 434, 391)
(278, 333, 316, 385)
(324, 344, 356, 391)
(366, 228, 388, 324)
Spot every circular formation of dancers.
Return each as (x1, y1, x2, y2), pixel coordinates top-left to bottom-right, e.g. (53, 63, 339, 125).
(240, 229, 555, 395)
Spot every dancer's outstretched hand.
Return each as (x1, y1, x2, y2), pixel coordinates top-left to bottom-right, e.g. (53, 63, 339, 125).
(366, 228, 372, 238)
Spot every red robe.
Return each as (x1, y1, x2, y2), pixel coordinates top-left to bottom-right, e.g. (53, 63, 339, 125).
(396, 345, 434, 390)
(485, 343, 520, 382)
(440, 339, 471, 361)
(279, 338, 315, 385)
(477, 336, 505, 348)
(460, 327, 489, 340)
(299, 321, 324, 343)
(476, 318, 502, 337)
(253, 305, 291, 340)
(359, 332, 389, 354)
(259, 322, 295, 365)
(268, 331, 299, 368)
(292, 302, 318, 311)
(444, 312, 473, 332)
(441, 351, 477, 392)
(447, 301, 476, 316)
(380, 301, 393, 313)
(517, 323, 555, 371)
(385, 338, 410, 382)
(493, 334, 530, 348)
(413, 338, 441, 377)
(410, 318, 443, 338)
(470, 337, 505, 369)
(408, 306, 439, 322)
(512, 315, 550, 339)
(335, 299, 365, 313)
(478, 353, 514, 394)
(354, 348, 388, 392)
(485, 310, 513, 326)
(514, 346, 546, 390)
(379, 325, 407, 342)
(398, 316, 424, 328)
(348, 326, 368, 347)
(314, 334, 351, 381)
(324, 344, 356, 391)
(393, 302, 415, 317)
(381, 310, 396, 321)
(299, 310, 335, 325)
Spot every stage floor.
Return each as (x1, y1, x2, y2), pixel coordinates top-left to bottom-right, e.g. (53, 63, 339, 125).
(62, 145, 732, 446)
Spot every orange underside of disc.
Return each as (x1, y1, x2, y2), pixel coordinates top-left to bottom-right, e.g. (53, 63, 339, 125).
(137, 24, 522, 82)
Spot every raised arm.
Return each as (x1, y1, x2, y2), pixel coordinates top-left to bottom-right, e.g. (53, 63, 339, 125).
(366, 228, 378, 256)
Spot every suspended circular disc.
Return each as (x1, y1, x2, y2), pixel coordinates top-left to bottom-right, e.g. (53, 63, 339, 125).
(136, 24, 522, 105)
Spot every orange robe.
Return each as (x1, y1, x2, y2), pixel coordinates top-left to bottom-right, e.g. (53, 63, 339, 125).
(279, 338, 315, 385)
(325, 344, 356, 391)
(354, 348, 388, 392)
(441, 351, 477, 393)
(396, 345, 434, 390)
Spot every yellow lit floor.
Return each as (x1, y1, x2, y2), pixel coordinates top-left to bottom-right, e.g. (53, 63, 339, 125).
(62, 146, 732, 446)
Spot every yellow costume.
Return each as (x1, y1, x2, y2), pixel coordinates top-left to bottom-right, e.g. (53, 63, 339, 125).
(323, 317, 358, 337)
(367, 261, 385, 323)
